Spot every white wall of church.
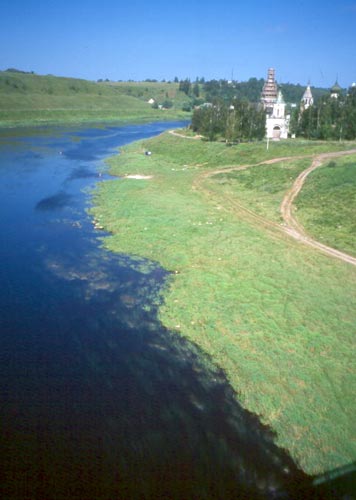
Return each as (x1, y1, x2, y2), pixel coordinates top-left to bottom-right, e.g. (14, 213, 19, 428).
(266, 117, 289, 139)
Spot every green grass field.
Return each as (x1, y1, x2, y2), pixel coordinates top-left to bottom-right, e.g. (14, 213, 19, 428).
(294, 158, 356, 256)
(91, 132, 356, 475)
(0, 71, 189, 127)
(209, 154, 356, 256)
(211, 158, 313, 222)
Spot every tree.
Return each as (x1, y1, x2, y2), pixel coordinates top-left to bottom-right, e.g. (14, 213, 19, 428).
(162, 99, 173, 109)
(225, 107, 237, 144)
(179, 79, 191, 95)
(193, 82, 200, 98)
(298, 104, 318, 139)
(191, 99, 265, 143)
(343, 86, 356, 139)
(191, 103, 225, 141)
(289, 107, 300, 137)
(297, 89, 356, 141)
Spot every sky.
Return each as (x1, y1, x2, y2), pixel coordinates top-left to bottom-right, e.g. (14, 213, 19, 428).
(1, 0, 355, 88)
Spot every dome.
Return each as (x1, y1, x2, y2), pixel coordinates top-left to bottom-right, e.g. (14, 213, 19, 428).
(331, 81, 342, 94)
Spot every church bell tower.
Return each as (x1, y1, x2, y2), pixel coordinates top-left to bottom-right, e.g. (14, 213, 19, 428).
(261, 68, 278, 113)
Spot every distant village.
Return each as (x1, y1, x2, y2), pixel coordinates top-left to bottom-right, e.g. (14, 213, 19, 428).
(187, 68, 356, 142)
(261, 68, 355, 140)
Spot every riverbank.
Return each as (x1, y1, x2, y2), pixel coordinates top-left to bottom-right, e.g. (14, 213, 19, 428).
(91, 132, 356, 476)
(0, 110, 189, 129)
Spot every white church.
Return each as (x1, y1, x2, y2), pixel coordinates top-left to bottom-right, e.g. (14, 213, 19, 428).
(261, 68, 313, 139)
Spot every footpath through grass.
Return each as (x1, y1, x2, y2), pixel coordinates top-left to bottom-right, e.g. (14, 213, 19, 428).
(91, 133, 356, 475)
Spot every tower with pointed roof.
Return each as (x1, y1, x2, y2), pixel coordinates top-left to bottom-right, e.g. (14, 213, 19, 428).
(301, 84, 314, 110)
(274, 90, 286, 118)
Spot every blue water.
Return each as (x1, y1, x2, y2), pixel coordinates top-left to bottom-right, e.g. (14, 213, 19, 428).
(0, 122, 315, 499)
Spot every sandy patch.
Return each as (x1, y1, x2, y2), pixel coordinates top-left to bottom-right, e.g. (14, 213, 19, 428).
(125, 174, 153, 180)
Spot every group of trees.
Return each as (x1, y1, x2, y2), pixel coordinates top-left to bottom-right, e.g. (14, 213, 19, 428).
(200, 79, 329, 105)
(191, 99, 266, 142)
(191, 79, 356, 143)
(296, 86, 356, 140)
(203, 78, 264, 103)
(178, 79, 200, 98)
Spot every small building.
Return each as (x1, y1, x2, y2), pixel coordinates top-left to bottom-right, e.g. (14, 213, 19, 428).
(147, 98, 155, 104)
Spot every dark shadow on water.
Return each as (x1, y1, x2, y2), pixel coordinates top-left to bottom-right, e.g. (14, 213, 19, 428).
(35, 191, 73, 210)
(312, 462, 356, 499)
(67, 165, 98, 181)
(0, 249, 321, 499)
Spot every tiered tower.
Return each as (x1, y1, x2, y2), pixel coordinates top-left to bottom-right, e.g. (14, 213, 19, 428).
(261, 68, 278, 113)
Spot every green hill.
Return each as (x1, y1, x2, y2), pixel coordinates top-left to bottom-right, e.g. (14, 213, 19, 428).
(0, 69, 333, 128)
(0, 70, 189, 127)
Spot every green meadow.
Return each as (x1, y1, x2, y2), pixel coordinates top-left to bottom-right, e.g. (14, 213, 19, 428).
(91, 133, 356, 476)
(0, 71, 189, 127)
(211, 153, 356, 256)
(295, 157, 356, 256)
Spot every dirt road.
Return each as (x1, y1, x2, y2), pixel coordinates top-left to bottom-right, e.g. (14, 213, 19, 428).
(193, 148, 356, 266)
(280, 150, 356, 266)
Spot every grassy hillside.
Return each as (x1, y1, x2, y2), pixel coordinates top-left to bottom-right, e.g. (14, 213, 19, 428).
(101, 80, 193, 106)
(90, 133, 356, 476)
(0, 69, 333, 128)
(0, 70, 190, 127)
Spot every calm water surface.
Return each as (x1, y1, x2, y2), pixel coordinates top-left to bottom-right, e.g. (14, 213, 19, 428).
(0, 122, 316, 499)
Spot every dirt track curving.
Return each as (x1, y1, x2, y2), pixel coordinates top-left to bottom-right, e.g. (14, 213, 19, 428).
(191, 147, 356, 266)
(280, 150, 356, 265)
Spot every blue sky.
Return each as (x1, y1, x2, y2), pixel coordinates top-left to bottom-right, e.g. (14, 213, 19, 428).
(1, 0, 355, 87)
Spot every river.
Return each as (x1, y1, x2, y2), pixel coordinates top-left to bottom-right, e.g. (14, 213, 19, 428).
(0, 122, 316, 499)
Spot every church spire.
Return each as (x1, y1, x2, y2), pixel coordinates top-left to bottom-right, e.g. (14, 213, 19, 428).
(301, 84, 313, 109)
(330, 79, 342, 98)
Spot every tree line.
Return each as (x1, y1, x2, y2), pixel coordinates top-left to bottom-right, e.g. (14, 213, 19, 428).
(294, 86, 356, 140)
(189, 81, 356, 143)
(191, 99, 266, 142)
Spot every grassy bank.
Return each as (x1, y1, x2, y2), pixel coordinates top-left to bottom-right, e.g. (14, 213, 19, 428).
(0, 71, 190, 127)
(91, 132, 356, 475)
